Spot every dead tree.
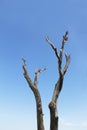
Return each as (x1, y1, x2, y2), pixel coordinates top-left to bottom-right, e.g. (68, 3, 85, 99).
(22, 31, 70, 130)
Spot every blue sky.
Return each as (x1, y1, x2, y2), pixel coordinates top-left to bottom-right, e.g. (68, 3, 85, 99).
(0, 0, 87, 130)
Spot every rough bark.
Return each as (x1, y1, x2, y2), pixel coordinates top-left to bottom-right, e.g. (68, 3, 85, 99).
(46, 31, 70, 130)
(22, 58, 46, 130)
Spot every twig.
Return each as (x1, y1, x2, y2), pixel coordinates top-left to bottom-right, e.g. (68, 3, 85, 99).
(34, 67, 46, 86)
(46, 35, 59, 59)
(22, 56, 26, 66)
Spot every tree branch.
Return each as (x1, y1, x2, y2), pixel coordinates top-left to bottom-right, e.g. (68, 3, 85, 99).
(46, 35, 60, 59)
(22, 57, 35, 91)
(61, 31, 68, 51)
(46, 31, 70, 130)
(34, 67, 46, 86)
(62, 53, 70, 76)
(46, 32, 69, 77)
(59, 31, 68, 70)
(22, 57, 45, 130)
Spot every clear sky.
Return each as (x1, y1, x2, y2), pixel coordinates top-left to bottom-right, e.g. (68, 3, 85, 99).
(0, 0, 87, 130)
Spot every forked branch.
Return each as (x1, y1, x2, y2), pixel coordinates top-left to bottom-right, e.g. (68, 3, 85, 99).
(46, 31, 70, 130)
(46, 31, 70, 77)
(22, 57, 45, 130)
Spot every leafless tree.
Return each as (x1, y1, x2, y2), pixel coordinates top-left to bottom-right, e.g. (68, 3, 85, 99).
(22, 31, 70, 130)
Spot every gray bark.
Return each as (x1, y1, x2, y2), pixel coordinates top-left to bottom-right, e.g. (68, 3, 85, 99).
(46, 31, 70, 130)
(22, 31, 70, 130)
(22, 61, 45, 130)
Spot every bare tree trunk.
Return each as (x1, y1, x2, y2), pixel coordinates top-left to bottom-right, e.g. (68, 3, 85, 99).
(22, 60, 46, 130)
(22, 31, 70, 130)
(46, 31, 70, 130)
(49, 77, 63, 130)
